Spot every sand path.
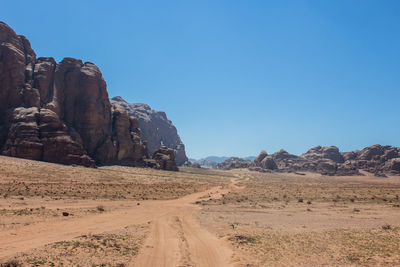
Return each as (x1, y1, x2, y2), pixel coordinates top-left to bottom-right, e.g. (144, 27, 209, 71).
(1, 179, 242, 266)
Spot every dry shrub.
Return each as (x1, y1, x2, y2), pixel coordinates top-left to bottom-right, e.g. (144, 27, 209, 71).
(0, 260, 21, 267)
(96, 205, 105, 212)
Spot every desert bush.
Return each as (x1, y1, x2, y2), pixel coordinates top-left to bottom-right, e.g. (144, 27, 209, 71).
(0, 260, 21, 267)
(96, 205, 105, 212)
(229, 235, 256, 244)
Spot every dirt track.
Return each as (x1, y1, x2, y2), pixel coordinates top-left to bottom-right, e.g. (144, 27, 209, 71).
(1, 180, 240, 266)
(133, 186, 233, 267)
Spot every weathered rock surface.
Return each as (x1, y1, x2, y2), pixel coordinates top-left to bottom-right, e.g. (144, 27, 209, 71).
(145, 145, 178, 171)
(110, 96, 188, 165)
(254, 150, 268, 165)
(251, 145, 400, 176)
(216, 157, 252, 170)
(182, 160, 202, 168)
(301, 146, 345, 163)
(0, 21, 153, 168)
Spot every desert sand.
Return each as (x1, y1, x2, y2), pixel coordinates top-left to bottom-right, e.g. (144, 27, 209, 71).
(1, 156, 399, 266)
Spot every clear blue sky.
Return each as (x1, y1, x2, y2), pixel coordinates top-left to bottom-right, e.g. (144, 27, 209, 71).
(3, 0, 400, 159)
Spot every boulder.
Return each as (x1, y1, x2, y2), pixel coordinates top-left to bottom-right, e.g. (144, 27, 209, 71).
(150, 145, 179, 171)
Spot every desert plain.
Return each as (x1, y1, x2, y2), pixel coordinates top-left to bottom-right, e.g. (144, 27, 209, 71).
(0, 155, 399, 267)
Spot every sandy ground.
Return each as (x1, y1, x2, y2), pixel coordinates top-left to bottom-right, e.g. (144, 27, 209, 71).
(0, 156, 239, 266)
(1, 184, 239, 266)
(1, 156, 400, 266)
(198, 169, 400, 266)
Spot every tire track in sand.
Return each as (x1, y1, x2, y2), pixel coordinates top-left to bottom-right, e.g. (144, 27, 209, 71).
(0, 180, 242, 266)
(132, 182, 237, 267)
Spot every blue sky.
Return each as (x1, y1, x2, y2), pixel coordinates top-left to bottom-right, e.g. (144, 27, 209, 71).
(2, 0, 400, 159)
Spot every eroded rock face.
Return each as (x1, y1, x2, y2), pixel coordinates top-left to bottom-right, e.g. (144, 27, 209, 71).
(216, 157, 252, 170)
(254, 150, 268, 165)
(251, 145, 400, 176)
(0, 22, 36, 111)
(1, 107, 95, 166)
(301, 146, 345, 163)
(346, 145, 400, 175)
(110, 96, 188, 165)
(0, 21, 149, 167)
(146, 145, 179, 171)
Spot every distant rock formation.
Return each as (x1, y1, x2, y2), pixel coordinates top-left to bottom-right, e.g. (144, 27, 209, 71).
(110, 96, 188, 165)
(302, 146, 345, 163)
(0, 21, 179, 170)
(189, 156, 255, 169)
(145, 145, 179, 171)
(194, 159, 219, 169)
(252, 145, 400, 176)
(216, 157, 252, 170)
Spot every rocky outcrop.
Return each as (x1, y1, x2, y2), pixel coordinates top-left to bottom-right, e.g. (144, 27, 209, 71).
(254, 150, 268, 165)
(0, 21, 150, 167)
(182, 161, 201, 168)
(110, 96, 188, 165)
(251, 145, 400, 176)
(145, 145, 178, 171)
(216, 157, 252, 170)
(346, 145, 400, 175)
(2, 107, 95, 166)
(301, 146, 345, 163)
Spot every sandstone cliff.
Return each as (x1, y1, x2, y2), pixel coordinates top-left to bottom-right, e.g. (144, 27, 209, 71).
(110, 96, 188, 165)
(0, 22, 150, 167)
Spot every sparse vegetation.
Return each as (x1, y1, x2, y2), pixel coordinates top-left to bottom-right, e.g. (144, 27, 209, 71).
(5, 225, 149, 266)
(0, 260, 21, 267)
(199, 169, 400, 266)
(1, 157, 399, 266)
(382, 224, 392, 230)
(0, 156, 231, 201)
(96, 205, 105, 212)
(229, 235, 256, 244)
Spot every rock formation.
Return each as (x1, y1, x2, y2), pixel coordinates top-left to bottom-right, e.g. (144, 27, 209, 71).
(145, 145, 179, 171)
(0, 21, 153, 168)
(252, 145, 400, 176)
(216, 157, 252, 170)
(301, 146, 345, 163)
(110, 96, 188, 165)
(346, 144, 400, 176)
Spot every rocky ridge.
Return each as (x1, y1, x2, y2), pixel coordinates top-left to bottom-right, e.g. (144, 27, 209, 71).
(250, 145, 400, 176)
(216, 157, 252, 170)
(110, 96, 187, 165)
(215, 145, 400, 176)
(0, 21, 178, 170)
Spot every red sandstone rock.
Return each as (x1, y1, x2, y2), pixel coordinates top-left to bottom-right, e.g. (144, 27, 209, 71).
(0, 21, 151, 168)
(110, 96, 188, 165)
